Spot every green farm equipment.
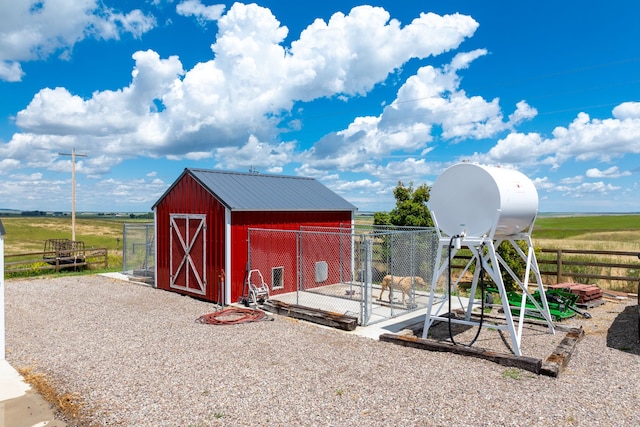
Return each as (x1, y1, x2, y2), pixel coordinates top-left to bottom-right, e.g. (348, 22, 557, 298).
(490, 288, 591, 321)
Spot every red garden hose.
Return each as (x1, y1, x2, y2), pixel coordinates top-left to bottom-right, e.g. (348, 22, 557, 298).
(196, 307, 268, 325)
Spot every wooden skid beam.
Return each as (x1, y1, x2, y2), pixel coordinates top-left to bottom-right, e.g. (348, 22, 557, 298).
(380, 325, 585, 377)
(540, 326, 584, 377)
(379, 333, 543, 374)
(263, 300, 358, 331)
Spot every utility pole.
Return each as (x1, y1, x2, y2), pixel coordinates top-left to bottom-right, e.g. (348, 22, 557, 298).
(59, 149, 87, 241)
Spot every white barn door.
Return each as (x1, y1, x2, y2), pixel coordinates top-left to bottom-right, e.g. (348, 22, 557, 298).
(170, 214, 207, 295)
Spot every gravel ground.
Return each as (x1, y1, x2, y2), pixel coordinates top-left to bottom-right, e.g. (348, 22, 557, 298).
(5, 275, 640, 427)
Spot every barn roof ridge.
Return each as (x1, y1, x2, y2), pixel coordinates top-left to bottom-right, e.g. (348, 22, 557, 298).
(185, 167, 315, 181)
(152, 168, 357, 212)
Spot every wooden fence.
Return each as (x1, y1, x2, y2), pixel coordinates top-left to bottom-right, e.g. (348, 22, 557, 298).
(4, 247, 109, 275)
(538, 248, 640, 286)
(450, 248, 640, 292)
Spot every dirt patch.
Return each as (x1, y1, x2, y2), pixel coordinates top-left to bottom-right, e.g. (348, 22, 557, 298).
(17, 366, 87, 425)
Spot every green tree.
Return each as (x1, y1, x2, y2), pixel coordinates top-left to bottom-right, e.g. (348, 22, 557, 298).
(374, 181, 434, 227)
(491, 241, 531, 292)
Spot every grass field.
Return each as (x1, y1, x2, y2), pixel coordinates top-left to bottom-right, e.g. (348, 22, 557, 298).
(1, 217, 147, 254)
(2, 213, 639, 254)
(2, 214, 640, 290)
(1, 217, 144, 277)
(533, 214, 640, 252)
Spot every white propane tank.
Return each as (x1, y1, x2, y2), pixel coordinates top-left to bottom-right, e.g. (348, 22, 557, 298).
(430, 163, 538, 238)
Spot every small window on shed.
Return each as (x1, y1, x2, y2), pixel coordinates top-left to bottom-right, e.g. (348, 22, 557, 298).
(272, 266, 284, 290)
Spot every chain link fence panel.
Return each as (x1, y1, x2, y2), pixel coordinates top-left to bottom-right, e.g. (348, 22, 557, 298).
(122, 223, 155, 280)
(249, 226, 437, 325)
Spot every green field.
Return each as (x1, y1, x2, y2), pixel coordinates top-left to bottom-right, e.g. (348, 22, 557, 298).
(530, 215, 640, 254)
(3, 214, 640, 289)
(356, 213, 640, 246)
(4, 214, 638, 254)
(0, 216, 151, 254)
(534, 214, 640, 239)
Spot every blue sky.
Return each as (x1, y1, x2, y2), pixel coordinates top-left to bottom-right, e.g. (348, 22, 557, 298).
(1, 0, 640, 213)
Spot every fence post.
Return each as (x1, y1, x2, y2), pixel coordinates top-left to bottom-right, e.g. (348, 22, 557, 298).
(296, 231, 301, 306)
(121, 223, 127, 273)
(556, 249, 563, 284)
(361, 237, 373, 325)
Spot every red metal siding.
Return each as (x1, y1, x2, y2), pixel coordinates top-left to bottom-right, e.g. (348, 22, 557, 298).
(299, 230, 352, 291)
(156, 171, 353, 304)
(230, 210, 352, 303)
(155, 173, 226, 303)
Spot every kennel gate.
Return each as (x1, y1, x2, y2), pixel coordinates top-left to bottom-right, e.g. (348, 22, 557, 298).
(248, 227, 437, 326)
(122, 222, 155, 280)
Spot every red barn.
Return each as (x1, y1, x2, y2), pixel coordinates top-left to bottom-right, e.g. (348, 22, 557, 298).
(152, 168, 357, 304)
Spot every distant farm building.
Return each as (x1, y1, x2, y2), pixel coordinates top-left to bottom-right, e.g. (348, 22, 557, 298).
(152, 169, 357, 304)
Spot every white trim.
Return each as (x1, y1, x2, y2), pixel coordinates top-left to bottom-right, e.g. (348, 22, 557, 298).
(153, 208, 158, 289)
(272, 266, 285, 289)
(225, 208, 231, 305)
(170, 214, 207, 296)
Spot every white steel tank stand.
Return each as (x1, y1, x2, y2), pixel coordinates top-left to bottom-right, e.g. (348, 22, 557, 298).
(422, 214, 555, 356)
(421, 163, 555, 356)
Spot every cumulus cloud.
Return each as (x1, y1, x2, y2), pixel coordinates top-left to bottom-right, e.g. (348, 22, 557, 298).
(508, 101, 538, 126)
(15, 50, 183, 146)
(612, 102, 640, 120)
(299, 48, 536, 173)
(532, 176, 555, 191)
(4, 3, 481, 175)
(7, 2, 638, 213)
(286, 8, 479, 99)
(483, 107, 640, 168)
(0, 60, 24, 82)
(368, 158, 437, 181)
(532, 175, 620, 201)
(570, 182, 620, 195)
(176, 0, 225, 25)
(585, 166, 631, 178)
(0, 0, 156, 81)
(213, 135, 296, 171)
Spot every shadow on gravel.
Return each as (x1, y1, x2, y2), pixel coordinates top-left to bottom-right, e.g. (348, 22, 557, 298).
(606, 304, 640, 355)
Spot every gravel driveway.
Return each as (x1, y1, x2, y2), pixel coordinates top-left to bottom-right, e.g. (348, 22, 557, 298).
(5, 275, 640, 426)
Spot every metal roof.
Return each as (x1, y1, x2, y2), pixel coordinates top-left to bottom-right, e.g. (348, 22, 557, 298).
(0, 218, 4, 235)
(160, 168, 357, 212)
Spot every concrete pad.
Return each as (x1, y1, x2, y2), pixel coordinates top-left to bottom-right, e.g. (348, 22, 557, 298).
(100, 272, 152, 286)
(0, 360, 66, 427)
(0, 360, 30, 402)
(350, 296, 470, 340)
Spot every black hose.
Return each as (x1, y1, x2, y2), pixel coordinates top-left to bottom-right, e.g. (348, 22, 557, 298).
(447, 237, 486, 348)
(447, 235, 460, 344)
